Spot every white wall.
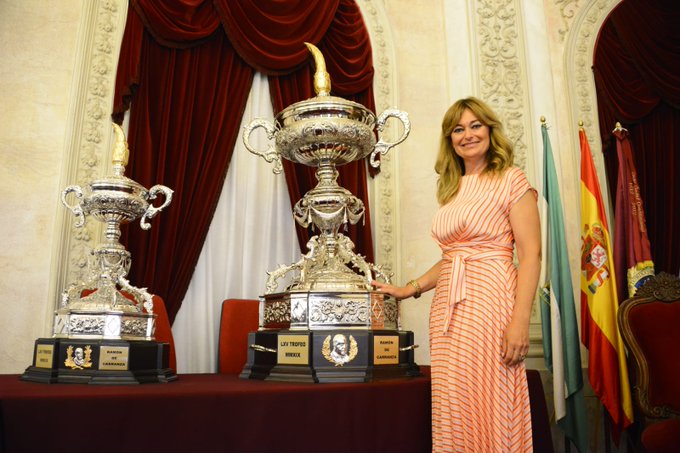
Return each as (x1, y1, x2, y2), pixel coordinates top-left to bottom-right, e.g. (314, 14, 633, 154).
(0, 0, 84, 373)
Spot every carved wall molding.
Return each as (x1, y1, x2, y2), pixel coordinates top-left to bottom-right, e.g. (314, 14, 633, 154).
(357, 0, 400, 283)
(555, 0, 581, 42)
(475, 0, 529, 172)
(52, 0, 128, 306)
(566, 0, 620, 167)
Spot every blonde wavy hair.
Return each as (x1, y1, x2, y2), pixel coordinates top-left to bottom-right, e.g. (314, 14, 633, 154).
(435, 97, 514, 205)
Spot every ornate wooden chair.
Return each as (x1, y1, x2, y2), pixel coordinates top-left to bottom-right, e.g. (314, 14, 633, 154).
(618, 272, 680, 452)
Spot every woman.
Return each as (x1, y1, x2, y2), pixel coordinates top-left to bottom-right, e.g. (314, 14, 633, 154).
(373, 97, 541, 452)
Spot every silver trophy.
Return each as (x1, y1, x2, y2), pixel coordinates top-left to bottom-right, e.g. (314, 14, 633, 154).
(241, 43, 415, 382)
(243, 43, 410, 330)
(56, 123, 173, 341)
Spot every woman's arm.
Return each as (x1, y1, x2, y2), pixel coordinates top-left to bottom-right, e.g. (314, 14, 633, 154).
(372, 260, 443, 300)
(503, 190, 541, 366)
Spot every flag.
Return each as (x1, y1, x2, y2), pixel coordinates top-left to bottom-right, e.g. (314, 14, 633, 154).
(579, 126, 633, 436)
(613, 126, 654, 301)
(539, 121, 588, 452)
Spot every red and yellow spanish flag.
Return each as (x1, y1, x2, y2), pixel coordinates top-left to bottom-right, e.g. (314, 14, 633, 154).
(579, 127, 633, 434)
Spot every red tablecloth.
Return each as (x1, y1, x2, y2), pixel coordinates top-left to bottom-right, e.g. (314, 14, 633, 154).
(0, 371, 432, 453)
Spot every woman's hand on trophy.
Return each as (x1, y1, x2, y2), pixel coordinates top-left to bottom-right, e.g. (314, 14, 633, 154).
(371, 280, 412, 300)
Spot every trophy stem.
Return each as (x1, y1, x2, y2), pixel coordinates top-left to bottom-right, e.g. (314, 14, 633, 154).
(316, 161, 339, 187)
(105, 218, 124, 247)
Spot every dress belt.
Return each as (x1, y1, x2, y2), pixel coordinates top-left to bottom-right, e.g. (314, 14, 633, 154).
(441, 243, 514, 334)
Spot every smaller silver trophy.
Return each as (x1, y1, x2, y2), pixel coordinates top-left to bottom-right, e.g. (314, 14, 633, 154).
(56, 123, 173, 340)
(23, 123, 176, 384)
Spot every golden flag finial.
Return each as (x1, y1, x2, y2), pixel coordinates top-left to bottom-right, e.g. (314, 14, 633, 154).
(613, 122, 627, 132)
(304, 42, 331, 97)
(540, 116, 546, 124)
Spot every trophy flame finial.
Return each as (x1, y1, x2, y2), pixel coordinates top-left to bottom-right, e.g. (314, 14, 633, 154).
(304, 42, 331, 97)
(112, 123, 129, 172)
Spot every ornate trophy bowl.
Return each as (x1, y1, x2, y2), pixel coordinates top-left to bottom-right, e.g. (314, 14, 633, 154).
(245, 94, 408, 171)
(240, 43, 417, 383)
(269, 97, 396, 167)
(81, 177, 158, 230)
(56, 124, 173, 340)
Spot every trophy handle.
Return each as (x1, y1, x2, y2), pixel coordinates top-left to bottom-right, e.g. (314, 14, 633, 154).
(242, 119, 283, 174)
(140, 185, 174, 230)
(370, 109, 411, 168)
(61, 185, 86, 227)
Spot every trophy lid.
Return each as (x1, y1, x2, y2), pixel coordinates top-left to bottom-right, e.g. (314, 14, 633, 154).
(275, 43, 375, 128)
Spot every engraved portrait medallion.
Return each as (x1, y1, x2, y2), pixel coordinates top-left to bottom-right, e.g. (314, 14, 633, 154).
(321, 334, 358, 366)
(64, 345, 93, 370)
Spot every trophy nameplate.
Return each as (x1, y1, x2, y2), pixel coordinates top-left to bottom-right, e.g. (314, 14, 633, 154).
(99, 345, 130, 371)
(373, 335, 399, 365)
(35, 344, 55, 369)
(277, 335, 309, 365)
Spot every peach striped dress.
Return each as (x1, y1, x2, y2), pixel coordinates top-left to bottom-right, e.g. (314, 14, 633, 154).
(430, 166, 534, 452)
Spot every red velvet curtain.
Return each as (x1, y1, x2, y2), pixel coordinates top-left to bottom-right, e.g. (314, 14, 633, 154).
(112, 0, 376, 322)
(593, 0, 680, 276)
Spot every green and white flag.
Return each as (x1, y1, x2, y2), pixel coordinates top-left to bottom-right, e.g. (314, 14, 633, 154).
(540, 121, 588, 452)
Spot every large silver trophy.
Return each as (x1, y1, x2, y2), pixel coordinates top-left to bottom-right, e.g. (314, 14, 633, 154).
(240, 43, 418, 382)
(22, 124, 176, 384)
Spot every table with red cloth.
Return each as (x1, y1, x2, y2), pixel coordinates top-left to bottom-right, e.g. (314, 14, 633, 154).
(0, 371, 432, 453)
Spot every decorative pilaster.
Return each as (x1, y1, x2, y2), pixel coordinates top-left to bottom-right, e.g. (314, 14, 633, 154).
(357, 0, 400, 283)
(568, 0, 620, 151)
(475, 0, 529, 171)
(54, 0, 128, 302)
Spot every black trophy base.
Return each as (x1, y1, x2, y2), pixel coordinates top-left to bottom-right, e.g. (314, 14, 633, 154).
(241, 329, 420, 383)
(21, 337, 177, 385)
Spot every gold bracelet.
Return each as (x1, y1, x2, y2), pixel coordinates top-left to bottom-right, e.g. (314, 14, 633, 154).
(407, 280, 421, 299)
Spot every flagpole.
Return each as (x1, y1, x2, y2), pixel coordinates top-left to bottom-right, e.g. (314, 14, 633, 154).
(582, 120, 615, 453)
